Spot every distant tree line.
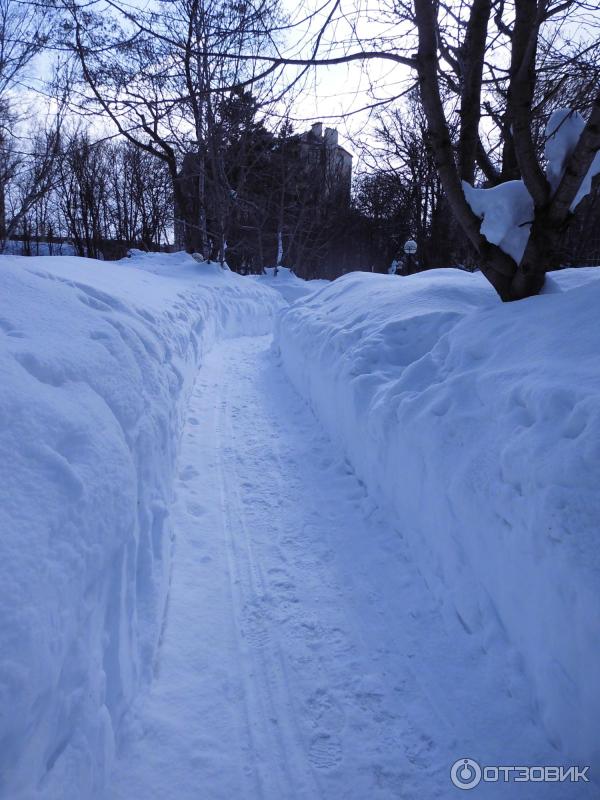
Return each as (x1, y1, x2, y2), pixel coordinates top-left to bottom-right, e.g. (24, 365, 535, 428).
(5, 102, 599, 276)
(2, 131, 172, 259)
(1, 102, 357, 273)
(0, 0, 599, 287)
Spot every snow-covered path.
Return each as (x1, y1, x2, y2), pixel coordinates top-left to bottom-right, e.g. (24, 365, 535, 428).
(108, 335, 589, 800)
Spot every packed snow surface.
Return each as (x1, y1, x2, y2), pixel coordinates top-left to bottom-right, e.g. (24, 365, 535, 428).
(0, 252, 281, 799)
(108, 332, 594, 800)
(276, 267, 600, 781)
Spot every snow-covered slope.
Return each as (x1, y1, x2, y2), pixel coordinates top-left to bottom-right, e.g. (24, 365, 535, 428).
(0, 252, 282, 799)
(252, 267, 329, 304)
(275, 266, 600, 771)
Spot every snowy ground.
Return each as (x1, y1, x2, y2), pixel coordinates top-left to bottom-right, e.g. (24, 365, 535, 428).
(1, 256, 598, 799)
(276, 267, 600, 788)
(0, 253, 280, 799)
(109, 334, 593, 799)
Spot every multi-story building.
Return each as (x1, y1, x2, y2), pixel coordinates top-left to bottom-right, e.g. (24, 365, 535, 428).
(298, 123, 352, 203)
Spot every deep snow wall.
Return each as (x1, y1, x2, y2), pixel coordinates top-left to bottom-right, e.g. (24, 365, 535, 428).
(0, 253, 281, 799)
(275, 267, 600, 769)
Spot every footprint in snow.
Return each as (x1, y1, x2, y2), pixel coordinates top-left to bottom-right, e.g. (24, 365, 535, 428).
(186, 502, 206, 518)
(241, 604, 270, 649)
(306, 688, 347, 732)
(308, 734, 342, 770)
(180, 465, 199, 481)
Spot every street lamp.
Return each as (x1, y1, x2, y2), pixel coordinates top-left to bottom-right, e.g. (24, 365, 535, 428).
(403, 238, 417, 274)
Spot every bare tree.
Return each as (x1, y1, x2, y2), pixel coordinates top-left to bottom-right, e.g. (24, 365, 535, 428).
(411, 0, 600, 299)
(51, 131, 172, 257)
(0, 0, 58, 248)
(62, 0, 282, 256)
(227, 0, 599, 298)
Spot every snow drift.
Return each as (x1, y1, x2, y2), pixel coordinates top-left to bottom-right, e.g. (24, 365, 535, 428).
(275, 267, 600, 771)
(252, 266, 329, 304)
(0, 252, 281, 799)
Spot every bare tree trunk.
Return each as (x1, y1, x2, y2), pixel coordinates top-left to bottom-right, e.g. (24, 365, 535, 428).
(413, 0, 518, 300)
(507, 0, 549, 207)
(458, 0, 492, 183)
(519, 89, 600, 279)
(0, 181, 5, 245)
(174, 154, 208, 254)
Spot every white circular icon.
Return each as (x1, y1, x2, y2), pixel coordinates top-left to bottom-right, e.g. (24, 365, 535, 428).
(450, 758, 482, 790)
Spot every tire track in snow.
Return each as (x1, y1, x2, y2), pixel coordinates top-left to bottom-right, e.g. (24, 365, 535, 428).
(214, 356, 321, 800)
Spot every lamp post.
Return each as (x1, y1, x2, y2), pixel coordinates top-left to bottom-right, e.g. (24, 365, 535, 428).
(403, 238, 417, 275)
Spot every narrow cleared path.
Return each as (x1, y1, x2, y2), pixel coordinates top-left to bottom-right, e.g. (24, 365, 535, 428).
(109, 335, 586, 800)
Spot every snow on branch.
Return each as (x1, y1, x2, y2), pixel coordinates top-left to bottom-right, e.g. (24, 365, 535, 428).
(545, 108, 600, 211)
(462, 180, 534, 265)
(463, 106, 600, 267)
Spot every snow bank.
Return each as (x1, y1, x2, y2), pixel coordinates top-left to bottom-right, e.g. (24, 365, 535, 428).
(0, 252, 281, 799)
(252, 267, 329, 304)
(275, 267, 600, 770)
